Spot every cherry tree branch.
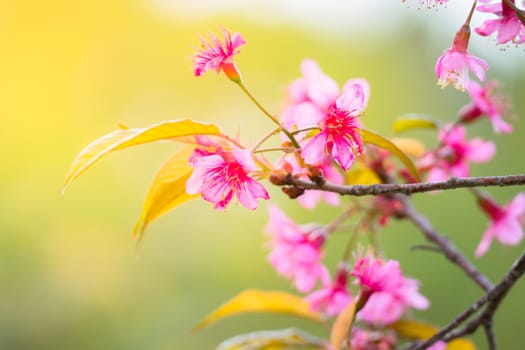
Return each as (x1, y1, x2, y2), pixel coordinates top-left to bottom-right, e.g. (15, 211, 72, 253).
(398, 195, 494, 292)
(270, 174, 525, 197)
(404, 250, 525, 350)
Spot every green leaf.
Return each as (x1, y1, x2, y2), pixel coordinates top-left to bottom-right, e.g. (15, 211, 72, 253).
(361, 129, 421, 182)
(330, 300, 356, 350)
(63, 119, 220, 193)
(193, 289, 322, 331)
(392, 116, 438, 133)
(215, 328, 327, 350)
(345, 161, 381, 185)
(132, 147, 199, 242)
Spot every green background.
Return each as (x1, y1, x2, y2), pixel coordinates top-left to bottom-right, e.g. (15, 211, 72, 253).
(1, 1, 524, 349)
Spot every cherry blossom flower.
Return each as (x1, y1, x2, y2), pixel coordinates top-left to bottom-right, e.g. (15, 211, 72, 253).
(265, 205, 328, 292)
(301, 80, 369, 170)
(350, 328, 397, 350)
(306, 264, 352, 316)
(186, 147, 269, 210)
(281, 59, 340, 132)
(475, 193, 525, 257)
(193, 28, 246, 82)
(476, 0, 525, 45)
(436, 24, 489, 91)
(352, 254, 429, 325)
(419, 125, 495, 182)
(461, 81, 512, 133)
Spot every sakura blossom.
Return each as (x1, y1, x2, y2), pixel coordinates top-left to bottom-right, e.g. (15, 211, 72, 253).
(265, 205, 328, 292)
(352, 255, 429, 325)
(435, 25, 489, 91)
(193, 28, 246, 82)
(301, 80, 369, 171)
(476, 0, 525, 45)
(475, 193, 525, 257)
(350, 328, 397, 350)
(419, 125, 495, 182)
(186, 147, 269, 210)
(462, 81, 512, 133)
(306, 264, 353, 316)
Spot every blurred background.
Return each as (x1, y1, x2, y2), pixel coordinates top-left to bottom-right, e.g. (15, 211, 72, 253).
(1, 0, 524, 349)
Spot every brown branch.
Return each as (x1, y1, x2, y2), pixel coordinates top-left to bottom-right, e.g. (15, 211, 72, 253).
(399, 195, 494, 292)
(270, 174, 525, 197)
(405, 250, 525, 350)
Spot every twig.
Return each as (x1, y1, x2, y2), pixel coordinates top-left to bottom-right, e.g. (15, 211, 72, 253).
(399, 195, 493, 292)
(404, 250, 525, 349)
(270, 174, 525, 197)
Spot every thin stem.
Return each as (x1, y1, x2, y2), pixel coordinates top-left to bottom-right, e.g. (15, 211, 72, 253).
(342, 217, 364, 262)
(253, 147, 295, 154)
(238, 82, 300, 149)
(291, 126, 320, 135)
(502, 0, 525, 26)
(326, 206, 357, 234)
(465, 0, 478, 25)
(251, 126, 281, 153)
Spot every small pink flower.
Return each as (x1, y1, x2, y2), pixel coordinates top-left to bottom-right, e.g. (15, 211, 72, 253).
(265, 205, 328, 292)
(352, 254, 429, 325)
(476, 0, 525, 45)
(186, 147, 269, 210)
(350, 328, 397, 350)
(461, 81, 512, 133)
(301, 81, 369, 170)
(306, 264, 352, 316)
(436, 25, 489, 91)
(193, 28, 246, 82)
(419, 125, 495, 182)
(475, 193, 525, 257)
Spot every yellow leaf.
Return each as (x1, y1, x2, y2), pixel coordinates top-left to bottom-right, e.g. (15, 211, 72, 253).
(216, 328, 327, 350)
(391, 137, 426, 158)
(346, 161, 381, 185)
(330, 301, 356, 350)
(63, 119, 220, 193)
(390, 320, 478, 350)
(132, 147, 199, 242)
(390, 320, 438, 340)
(361, 129, 421, 182)
(447, 338, 477, 350)
(392, 116, 438, 133)
(193, 289, 322, 331)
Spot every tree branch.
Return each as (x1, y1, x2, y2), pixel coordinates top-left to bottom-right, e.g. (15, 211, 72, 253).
(270, 174, 525, 197)
(398, 195, 493, 291)
(405, 250, 525, 349)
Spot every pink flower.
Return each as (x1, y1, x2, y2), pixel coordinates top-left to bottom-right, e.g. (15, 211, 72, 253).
(461, 81, 512, 133)
(265, 205, 328, 292)
(281, 59, 340, 131)
(476, 0, 525, 45)
(475, 193, 525, 257)
(435, 25, 489, 91)
(350, 328, 396, 350)
(419, 125, 495, 182)
(306, 264, 352, 316)
(186, 147, 269, 210)
(352, 255, 429, 325)
(301, 81, 369, 170)
(193, 29, 246, 82)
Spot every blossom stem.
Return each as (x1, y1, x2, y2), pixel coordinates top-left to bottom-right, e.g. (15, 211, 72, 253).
(237, 82, 301, 149)
(253, 147, 295, 154)
(251, 127, 281, 153)
(465, 0, 477, 25)
(291, 126, 320, 135)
